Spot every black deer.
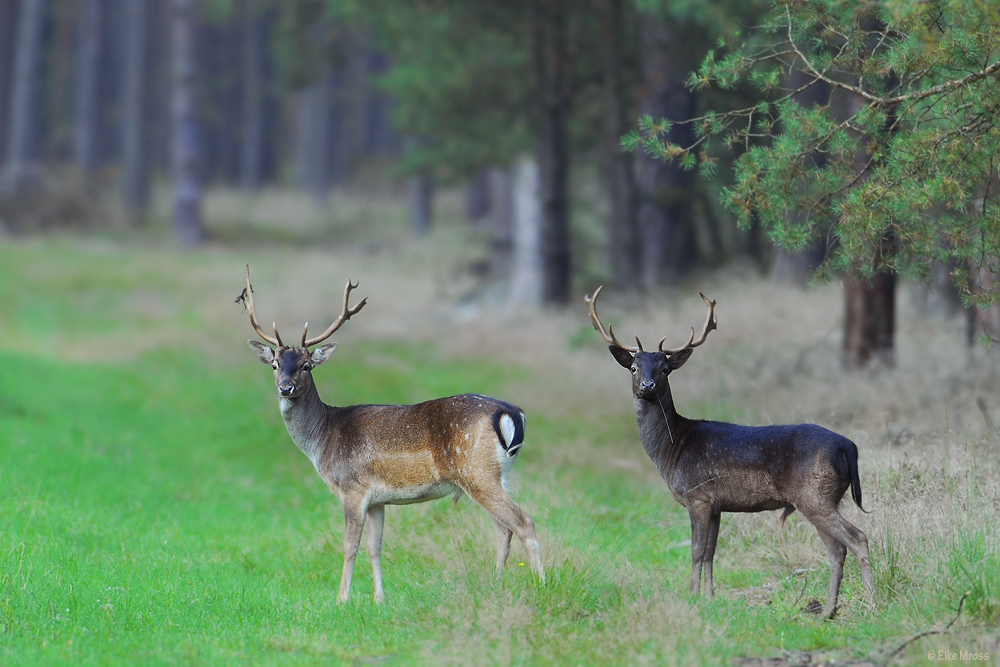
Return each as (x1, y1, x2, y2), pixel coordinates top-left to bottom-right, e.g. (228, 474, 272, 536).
(585, 287, 874, 619)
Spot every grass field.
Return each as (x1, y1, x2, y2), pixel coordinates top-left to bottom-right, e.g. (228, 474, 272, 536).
(1, 190, 998, 665)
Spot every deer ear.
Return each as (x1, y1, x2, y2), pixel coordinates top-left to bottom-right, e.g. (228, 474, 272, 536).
(665, 347, 693, 371)
(609, 345, 634, 369)
(310, 343, 338, 366)
(248, 340, 275, 365)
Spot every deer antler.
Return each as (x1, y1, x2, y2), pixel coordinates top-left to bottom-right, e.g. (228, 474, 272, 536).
(302, 278, 368, 348)
(584, 286, 643, 353)
(244, 265, 284, 347)
(658, 292, 717, 354)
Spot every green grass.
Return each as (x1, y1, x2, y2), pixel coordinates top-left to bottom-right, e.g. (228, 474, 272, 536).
(1, 232, 998, 665)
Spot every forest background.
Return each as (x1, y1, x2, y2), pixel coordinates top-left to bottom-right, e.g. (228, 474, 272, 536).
(1, 0, 999, 664)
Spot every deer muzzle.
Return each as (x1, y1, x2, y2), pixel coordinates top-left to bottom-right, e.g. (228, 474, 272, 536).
(278, 380, 296, 397)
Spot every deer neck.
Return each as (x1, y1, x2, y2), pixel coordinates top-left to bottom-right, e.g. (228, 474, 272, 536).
(634, 384, 687, 465)
(278, 380, 332, 469)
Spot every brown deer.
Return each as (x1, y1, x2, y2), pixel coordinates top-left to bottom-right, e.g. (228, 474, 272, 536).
(241, 266, 544, 603)
(585, 287, 874, 619)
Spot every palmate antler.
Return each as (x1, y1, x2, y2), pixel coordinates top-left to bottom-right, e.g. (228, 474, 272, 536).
(243, 265, 367, 348)
(584, 286, 717, 356)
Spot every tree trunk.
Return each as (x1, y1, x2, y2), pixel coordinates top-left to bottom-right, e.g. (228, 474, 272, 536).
(409, 171, 433, 237)
(200, 19, 241, 185)
(843, 272, 895, 369)
(123, 0, 152, 220)
(967, 265, 1000, 348)
(170, 0, 205, 245)
(72, 0, 106, 175)
(144, 0, 172, 177)
(360, 50, 399, 158)
(634, 14, 699, 287)
(333, 32, 368, 188)
(488, 166, 514, 270)
(911, 258, 963, 320)
(510, 157, 544, 307)
(0, 0, 18, 164)
(598, 0, 640, 293)
(2, 0, 46, 192)
(295, 74, 331, 200)
(465, 169, 490, 225)
(47, 0, 76, 162)
(240, 0, 266, 191)
(963, 180, 1000, 347)
(837, 45, 897, 370)
(528, 0, 572, 305)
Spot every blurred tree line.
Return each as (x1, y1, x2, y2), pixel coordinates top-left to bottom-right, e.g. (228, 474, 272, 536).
(2, 0, 996, 367)
(0, 0, 404, 240)
(0, 0, 768, 292)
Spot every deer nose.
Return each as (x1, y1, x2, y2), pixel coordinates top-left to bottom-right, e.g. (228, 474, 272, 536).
(278, 381, 295, 396)
(639, 380, 655, 393)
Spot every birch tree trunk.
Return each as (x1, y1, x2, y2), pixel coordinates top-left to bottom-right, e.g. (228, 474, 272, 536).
(510, 158, 543, 307)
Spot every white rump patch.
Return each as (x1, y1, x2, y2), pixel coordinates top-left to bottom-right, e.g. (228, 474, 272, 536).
(495, 413, 522, 488)
(498, 413, 517, 450)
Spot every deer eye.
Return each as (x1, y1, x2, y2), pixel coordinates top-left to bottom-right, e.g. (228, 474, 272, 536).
(302, 363, 312, 372)
(271, 362, 278, 370)
(630, 365, 637, 374)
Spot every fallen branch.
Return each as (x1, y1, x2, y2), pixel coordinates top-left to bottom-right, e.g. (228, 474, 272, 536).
(882, 591, 969, 665)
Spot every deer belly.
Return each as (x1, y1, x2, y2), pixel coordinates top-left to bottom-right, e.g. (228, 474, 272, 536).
(368, 482, 462, 506)
(671, 469, 786, 512)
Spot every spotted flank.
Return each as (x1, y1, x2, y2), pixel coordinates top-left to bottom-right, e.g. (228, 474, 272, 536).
(492, 407, 525, 458)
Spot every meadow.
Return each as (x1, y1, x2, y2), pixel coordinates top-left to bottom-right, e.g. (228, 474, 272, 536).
(1, 189, 998, 665)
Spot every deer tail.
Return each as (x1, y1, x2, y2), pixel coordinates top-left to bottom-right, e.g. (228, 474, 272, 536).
(847, 442, 871, 514)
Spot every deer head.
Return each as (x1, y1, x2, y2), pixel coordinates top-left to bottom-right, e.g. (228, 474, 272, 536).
(584, 286, 717, 400)
(241, 265, 367, 398)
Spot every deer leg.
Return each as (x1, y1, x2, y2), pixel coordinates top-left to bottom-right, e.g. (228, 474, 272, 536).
(490, 516, 514, 576)
(839, 517, 875, 596)
(338, 501, 366, 603)
(823, 512, 875, 598)
(702, 512, 722, 597)
(816, 529, 847, 619)
(803, 505, 875, 618)
(365, 504, 386, 603)
(688, 506, 712, 595)
(467, 485, 544, 583)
